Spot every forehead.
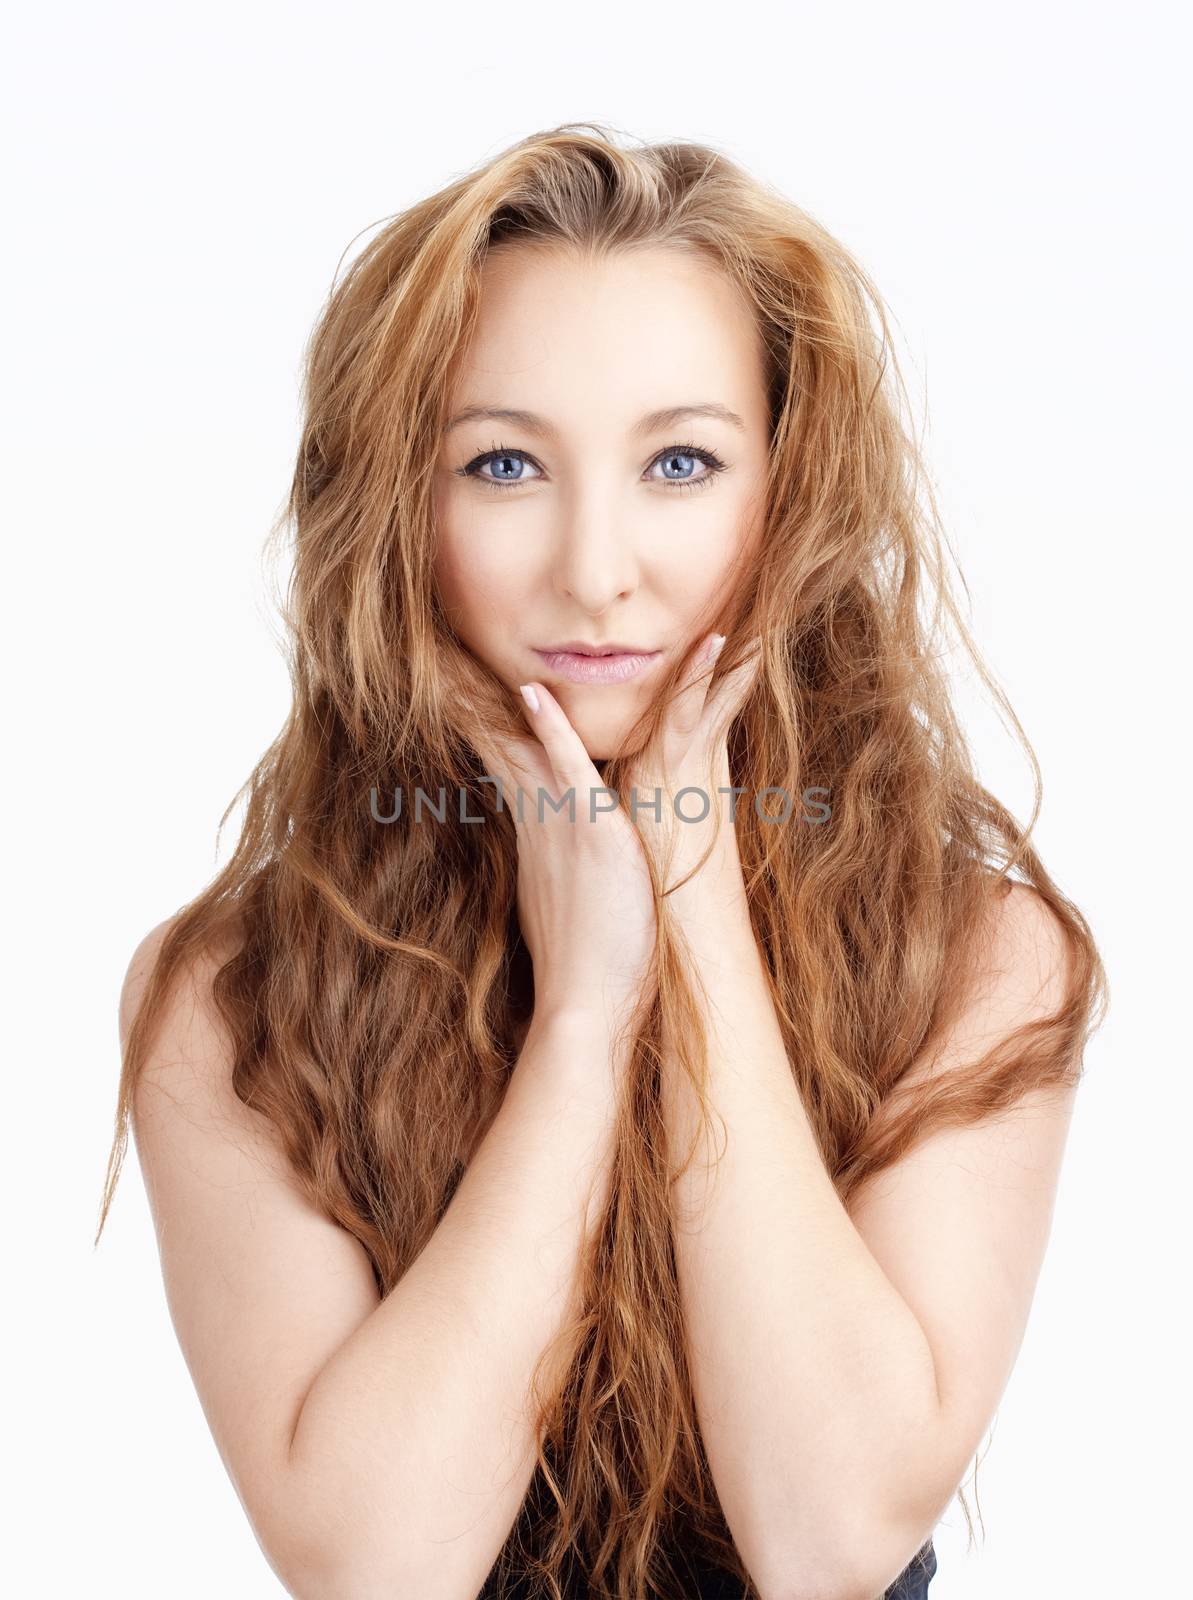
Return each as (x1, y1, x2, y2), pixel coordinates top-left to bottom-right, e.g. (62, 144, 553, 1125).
(449, 243, 769, 433)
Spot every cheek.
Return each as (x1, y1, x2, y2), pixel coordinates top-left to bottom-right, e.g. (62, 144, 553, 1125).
(652, 515, 751, 611)
(435, 528, 533, 643)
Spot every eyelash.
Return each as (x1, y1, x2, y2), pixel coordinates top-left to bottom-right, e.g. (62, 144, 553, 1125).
(455, 441, 728, 496)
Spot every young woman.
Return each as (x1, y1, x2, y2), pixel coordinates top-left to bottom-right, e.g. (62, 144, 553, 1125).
(97, 124, 1108, 1600)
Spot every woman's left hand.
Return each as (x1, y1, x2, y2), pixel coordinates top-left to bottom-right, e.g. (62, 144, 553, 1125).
(624, 631, 763, 932)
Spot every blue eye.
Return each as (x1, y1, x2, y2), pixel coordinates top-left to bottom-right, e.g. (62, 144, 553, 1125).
(456, 442, 728, 495)
(649, 448, 717, 487)
(466, 448, 540, 487)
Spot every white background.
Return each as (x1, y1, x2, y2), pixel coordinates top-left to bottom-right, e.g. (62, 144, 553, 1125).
(5, 2, 1189, 1594)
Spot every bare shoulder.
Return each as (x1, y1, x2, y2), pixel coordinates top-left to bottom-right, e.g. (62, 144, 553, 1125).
(118, 915, 174, 1047)
(118, 911, 238, 1056)
(117, 910, 382, 1585)
(894, 878, 1076, 1110)
(980, 878, 1073, 1011)
(118, 911, 286, 1177)
(115, 906, 378, 1274)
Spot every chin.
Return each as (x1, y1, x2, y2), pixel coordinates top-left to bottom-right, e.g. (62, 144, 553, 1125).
(561, 701, 635, 767)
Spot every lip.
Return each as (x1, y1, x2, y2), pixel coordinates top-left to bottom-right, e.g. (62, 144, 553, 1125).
(540, 639, 655, 656)
(532, 646, 663, 685)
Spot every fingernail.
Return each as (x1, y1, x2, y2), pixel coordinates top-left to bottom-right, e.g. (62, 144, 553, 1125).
(519, 683, 540, 714)
(708, 633, 727, 662)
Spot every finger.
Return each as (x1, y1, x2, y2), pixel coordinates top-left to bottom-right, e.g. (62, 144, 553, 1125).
(626, 630, 724, 800)
(703, 635, 763, 740)
(471, 724, 545, 820)
(517, 681, 602, 796)
(665, 630, 726, 749)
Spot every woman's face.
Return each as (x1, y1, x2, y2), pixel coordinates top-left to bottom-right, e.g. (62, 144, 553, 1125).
(433, 243, 772, 760)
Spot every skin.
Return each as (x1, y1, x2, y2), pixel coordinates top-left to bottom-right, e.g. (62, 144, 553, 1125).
(436, 243, 1082, 1598)
(432, 240, 772, 1034)
(433, 241, 771, 764)
(463, 641, 1077, 1600)
(122, 242, 1081, 1600)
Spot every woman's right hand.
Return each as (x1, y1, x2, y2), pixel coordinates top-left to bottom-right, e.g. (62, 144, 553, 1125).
(472, 681, 658, 1041)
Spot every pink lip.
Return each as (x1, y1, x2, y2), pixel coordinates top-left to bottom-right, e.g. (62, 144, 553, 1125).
(533, 648, 662, 685)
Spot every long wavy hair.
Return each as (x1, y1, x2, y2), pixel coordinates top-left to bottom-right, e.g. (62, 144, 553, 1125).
(96, 123, 1108, 1600)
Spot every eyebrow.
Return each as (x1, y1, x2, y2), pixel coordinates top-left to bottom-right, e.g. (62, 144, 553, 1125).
(443, 402, 747, 438)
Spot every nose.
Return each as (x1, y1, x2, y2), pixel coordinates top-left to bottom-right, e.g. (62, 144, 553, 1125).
(551, 496, 639, 613)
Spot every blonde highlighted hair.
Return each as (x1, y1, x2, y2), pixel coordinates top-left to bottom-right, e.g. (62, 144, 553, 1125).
(97, 122, 1107, 1600)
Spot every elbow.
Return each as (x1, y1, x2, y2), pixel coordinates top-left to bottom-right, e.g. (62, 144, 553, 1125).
(271, 1530, 477, 1600)
(254, 1520, 357, 1600)
(258, 1460, 479, 1600)
(264, 1530, 404, 1600)
(744, 1536, 856, 1600)
(268, 1544, 401, 1600)
(256, 1453, 421, 1598)
(752, 1562, 916, 1600)
(250, 1502, 395, 1600)
(749, 1562, 879, 1600)
(748, 1514, 939, 1600)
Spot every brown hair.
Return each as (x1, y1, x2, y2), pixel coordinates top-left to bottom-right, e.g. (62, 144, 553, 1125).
(96, 122, 1108, 1599)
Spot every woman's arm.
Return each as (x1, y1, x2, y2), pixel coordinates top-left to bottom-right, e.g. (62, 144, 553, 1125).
(287, 1002, 621, 1599)
(662, 859, 1078, 1600)
(125, 923, 622, 1600)
(130, 678, 656, 1597)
